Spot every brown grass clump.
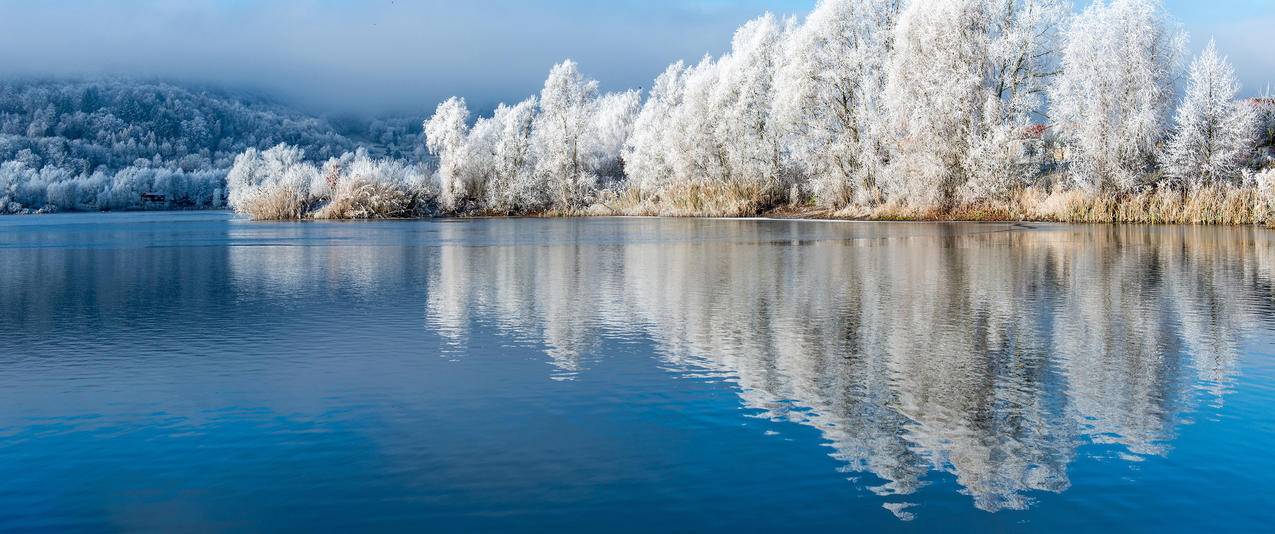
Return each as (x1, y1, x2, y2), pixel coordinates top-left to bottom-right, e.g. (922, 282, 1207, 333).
(313, 178, 421, 220)
(232, 182, 312, 221)
(815, 183, 1275, 226)
(598, 181, 786, 217)
(1019, 184, 1263, 225)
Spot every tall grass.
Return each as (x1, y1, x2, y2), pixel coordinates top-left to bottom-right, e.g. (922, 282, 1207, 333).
(1009, 184, 1267, 225)
(821, 179, 1275, 226)
(596, 181, 787, 217)
(312, 178, 423, 220)
(230, 181, 313, 221)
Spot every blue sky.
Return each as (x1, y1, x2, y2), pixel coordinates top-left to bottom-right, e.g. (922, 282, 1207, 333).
(0, 0, 1269, 116)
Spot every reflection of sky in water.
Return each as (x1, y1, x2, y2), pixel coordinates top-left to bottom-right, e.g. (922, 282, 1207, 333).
(1, 212, 1273, 530)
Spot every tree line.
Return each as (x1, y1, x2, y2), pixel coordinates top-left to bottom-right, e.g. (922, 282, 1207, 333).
(396, 0, 1272, 219)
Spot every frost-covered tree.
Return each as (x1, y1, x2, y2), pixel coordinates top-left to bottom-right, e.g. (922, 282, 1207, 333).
(1049, 0, 1186, 193)
(588, 90, 641, 184)
(489, 98, 539, 212)
(623, 62, 689, 195)
(425, 64, 632, 215)
(1254, 94, 1275, 150)
(668, 56, 728, 187)
(773, 0, 902, 207)
(423, 95, 542, 214)
(966, 0, 1067, 201)
(460, 112, 502, 206)
(424, 97, 472, 210)
(531, 60, 601, 211)
(716, 14, 791, 193)
(643, 13, 792, 207)
(1165, 41, 1258, 187)
(0, 80, 358, 173)
(883, 0, 1065, 208)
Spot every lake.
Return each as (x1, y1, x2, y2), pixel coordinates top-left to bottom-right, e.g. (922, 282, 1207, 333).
(1, 212, 1273, 531)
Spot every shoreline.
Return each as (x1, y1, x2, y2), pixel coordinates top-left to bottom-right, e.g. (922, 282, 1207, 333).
(8, 206, 1275, 228)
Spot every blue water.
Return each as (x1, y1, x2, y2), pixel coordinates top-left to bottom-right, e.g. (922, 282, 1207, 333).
(1, 212, 1273, 532)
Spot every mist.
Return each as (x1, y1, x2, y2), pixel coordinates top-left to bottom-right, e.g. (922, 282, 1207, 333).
(0, 0, 1270, 116)
(0, 0, 820, 116)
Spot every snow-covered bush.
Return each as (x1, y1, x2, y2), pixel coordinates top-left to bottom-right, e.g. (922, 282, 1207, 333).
(226, 144, 318, 220)
(314, 150, 434, 219)
(227, 144, 434, 220)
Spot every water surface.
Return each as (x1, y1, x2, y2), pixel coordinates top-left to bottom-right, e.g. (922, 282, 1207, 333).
(2, 212, 1273, 531)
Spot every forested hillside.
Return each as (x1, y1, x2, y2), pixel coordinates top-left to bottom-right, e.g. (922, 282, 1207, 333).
(0, 80, 420, 213)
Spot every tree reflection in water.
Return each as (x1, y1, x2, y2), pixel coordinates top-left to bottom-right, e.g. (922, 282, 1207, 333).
(425, 220, 1275, 516)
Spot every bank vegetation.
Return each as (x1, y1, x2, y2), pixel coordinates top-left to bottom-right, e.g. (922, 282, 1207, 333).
(225, 0, 1275, 225)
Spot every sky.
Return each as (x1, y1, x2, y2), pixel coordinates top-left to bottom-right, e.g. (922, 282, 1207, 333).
(0, 0, 1270, 117)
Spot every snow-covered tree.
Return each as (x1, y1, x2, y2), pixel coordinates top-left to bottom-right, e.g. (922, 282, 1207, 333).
(641, 13, 792, 207)
(1165, 41, 1258, 187)
(773, 0, 902, 207)
(531, 60, 601, 211)
(668, 56, 728, 187)
(490, 98, 540, 212)
(716, 13, 791, 193)
(883, 0, 1065, 208)
(623, 62, 689, 195)
(461, 112, 502, 207)
(588, 90, 641, 183)
(1254, 94, 1275, 150)
(965, 0, 1067, 201)
(1049, 0, 1186, 193)
(424, 97, 472, 210)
